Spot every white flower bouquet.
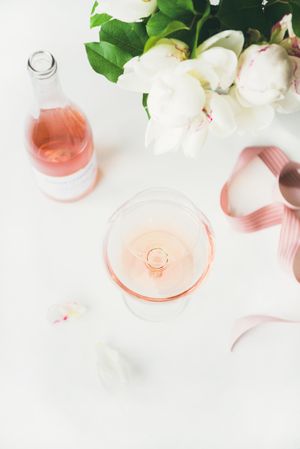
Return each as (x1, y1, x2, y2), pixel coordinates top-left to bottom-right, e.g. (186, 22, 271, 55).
(86, 0, 300, 156)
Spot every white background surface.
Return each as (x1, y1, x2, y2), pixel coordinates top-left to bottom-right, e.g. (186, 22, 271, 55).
(1, 1, 300, 448)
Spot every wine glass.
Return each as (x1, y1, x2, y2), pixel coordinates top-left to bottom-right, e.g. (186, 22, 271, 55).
(103, 188, 214, 321)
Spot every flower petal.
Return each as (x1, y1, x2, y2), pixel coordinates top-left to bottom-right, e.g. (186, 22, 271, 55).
(96, 0, 157, 22)
(275, 56, 300, 112)
(271, 14, 293, 44)
(196, 30, 244, 57)
(148, 71, 205, 126)
(236, 44, 293, 106)
(206, 92, 237, 137)
(275, 89, 300, 113)
(117, 57, 153, 92)
(196, 47, 238, 91)
(182, 114, 209, 158)
(117, 39, 188, 93)
(176, 59, 219, 90)
(96, 342, 131, 391)
(229, 87, 275, 132)
(47, 302, 87, 325)
(145, 119, 185, 154)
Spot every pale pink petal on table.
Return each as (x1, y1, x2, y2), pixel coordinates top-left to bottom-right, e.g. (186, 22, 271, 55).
(96, 342, 132, 391)
(47, 302, 87, 325)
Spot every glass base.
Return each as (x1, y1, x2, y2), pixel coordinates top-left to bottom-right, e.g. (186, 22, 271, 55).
(122, 293, 189, 322)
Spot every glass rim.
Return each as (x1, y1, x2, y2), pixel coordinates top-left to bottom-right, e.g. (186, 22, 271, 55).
(103, 187, 215, 302)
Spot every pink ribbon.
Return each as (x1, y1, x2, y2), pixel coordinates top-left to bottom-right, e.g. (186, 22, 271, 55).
(221, 146, 300, 282)
(221, 146, 300, 350)
(230, 315, 300, 351)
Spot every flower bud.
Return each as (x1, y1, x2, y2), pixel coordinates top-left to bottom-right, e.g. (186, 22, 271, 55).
(236, 44, 293, 106)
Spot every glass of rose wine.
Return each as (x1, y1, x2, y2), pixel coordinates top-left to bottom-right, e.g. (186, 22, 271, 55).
(103, 188, 214, 321)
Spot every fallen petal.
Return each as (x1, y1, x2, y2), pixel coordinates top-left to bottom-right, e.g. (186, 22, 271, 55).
(96, 342, 131, 391)
(47, 302, 87, 325)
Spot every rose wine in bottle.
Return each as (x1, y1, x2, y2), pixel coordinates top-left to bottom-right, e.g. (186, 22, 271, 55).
(25, 51, 98, 201)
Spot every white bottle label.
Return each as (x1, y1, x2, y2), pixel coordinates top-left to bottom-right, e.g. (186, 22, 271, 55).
(32, 151, 98, 201)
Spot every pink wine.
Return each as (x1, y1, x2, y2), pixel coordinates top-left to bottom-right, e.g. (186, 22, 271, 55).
(106, 227, 214, 301)
(26, 51, 98, 201)
(121, 229, 197, 299)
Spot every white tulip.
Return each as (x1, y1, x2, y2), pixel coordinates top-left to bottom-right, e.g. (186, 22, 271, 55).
(96, 0, 157, 23)
(275, 56, 300, 113)
(147, 70, 206, 127)
(117, 39, 189, 93)
(236, 44, 293, 106)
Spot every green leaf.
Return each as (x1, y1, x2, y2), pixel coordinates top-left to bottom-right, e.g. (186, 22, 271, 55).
(217, 0, 268, 35)
(289, 0, 300, 35)
(146, 11, 172, 36)
(142, 93, 150, 119)
(161, 19, 190, 35)
(91, 1, 98, 15)
(90, 13, 111, 28)
(85, 42, 132, 82)
(144, 36, 162, 52)
(157, 0, 195, 19)
(144, 20, 189, 52)
(100, 19, 148, 56)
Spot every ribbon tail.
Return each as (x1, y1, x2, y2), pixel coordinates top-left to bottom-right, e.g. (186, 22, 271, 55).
(230, 315, 298, 351)
(278, 207, 300, 281)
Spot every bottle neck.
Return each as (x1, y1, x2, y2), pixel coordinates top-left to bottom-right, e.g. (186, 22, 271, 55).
(31, 74, 68, 110)
(28, 50, 68, 110)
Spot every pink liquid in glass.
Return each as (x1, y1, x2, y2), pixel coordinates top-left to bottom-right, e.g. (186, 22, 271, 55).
(106, 228, 214, 302)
